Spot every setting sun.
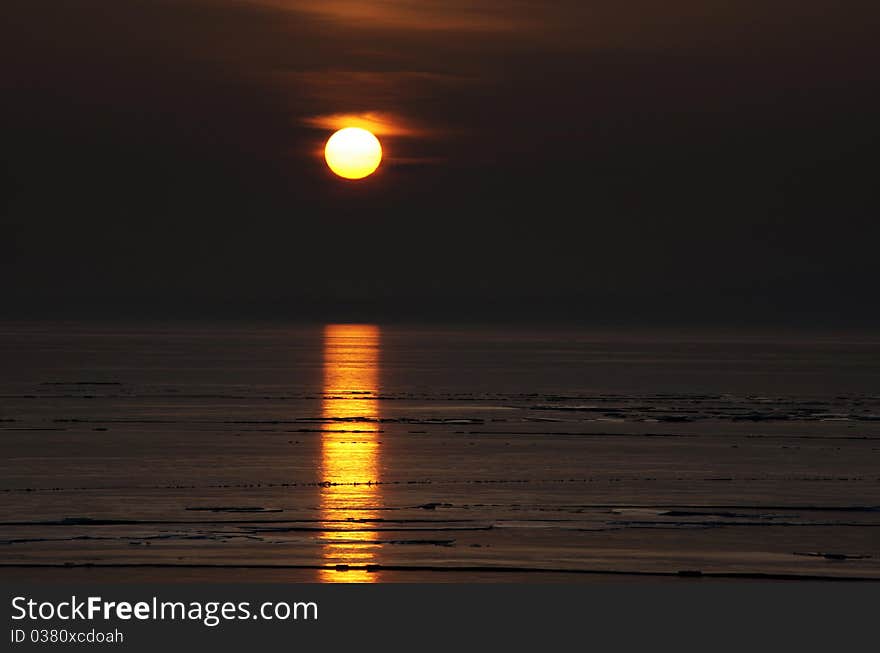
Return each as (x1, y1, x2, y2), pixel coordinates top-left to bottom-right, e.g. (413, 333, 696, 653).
(324, 127, 382, 179)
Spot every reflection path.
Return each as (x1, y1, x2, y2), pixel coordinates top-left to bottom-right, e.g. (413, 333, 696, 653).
(319, 324, 381, 582)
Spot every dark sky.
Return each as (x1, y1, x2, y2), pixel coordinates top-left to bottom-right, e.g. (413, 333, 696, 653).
(3, 1, 878, 325)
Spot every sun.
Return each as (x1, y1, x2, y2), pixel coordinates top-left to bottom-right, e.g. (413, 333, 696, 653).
(324, 127, 382, 180)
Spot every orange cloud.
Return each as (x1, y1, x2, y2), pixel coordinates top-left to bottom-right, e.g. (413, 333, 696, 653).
(253, 1, 518, 32)
(301, 111, 425, 137)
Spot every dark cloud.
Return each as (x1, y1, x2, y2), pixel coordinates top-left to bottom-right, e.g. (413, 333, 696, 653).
(2, 0, 878, 324)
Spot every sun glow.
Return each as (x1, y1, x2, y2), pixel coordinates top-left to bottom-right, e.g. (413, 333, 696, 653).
(319, 324, 382, 582)
(324, 127, 382, 179)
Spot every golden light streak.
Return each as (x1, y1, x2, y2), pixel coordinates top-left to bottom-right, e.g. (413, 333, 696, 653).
(319, 324, 382, 582)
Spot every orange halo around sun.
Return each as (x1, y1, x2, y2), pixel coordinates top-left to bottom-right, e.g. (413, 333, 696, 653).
(324, 127, 382, 180)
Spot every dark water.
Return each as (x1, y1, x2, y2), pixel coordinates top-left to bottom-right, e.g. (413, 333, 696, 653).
(1, 323, 879, 581)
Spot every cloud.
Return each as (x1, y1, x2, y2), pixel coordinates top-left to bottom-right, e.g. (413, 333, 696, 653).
(291, 70, 464, 144)
(301, 111, 431, 138)
(250, 0, 519, 32)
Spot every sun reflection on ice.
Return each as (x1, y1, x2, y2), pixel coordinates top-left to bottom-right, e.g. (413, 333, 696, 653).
(319, 324, 382, 582)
